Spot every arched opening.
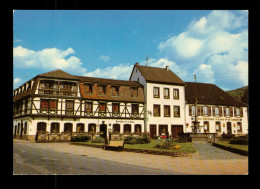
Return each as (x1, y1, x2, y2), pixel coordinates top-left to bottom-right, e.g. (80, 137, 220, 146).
(64, 123, 73, 134)
(113, 124, 120, 134)
(76, 123, 85, 133)
(123, 124, 131, 134)
(51, 122, 60, 134)
(37, 122, 46, 133)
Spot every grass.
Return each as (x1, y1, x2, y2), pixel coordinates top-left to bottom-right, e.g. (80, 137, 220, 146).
(214, 141, 248, 152)
(72, 139, 197, 154)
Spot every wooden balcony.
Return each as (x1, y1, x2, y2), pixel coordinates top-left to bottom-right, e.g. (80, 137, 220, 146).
(38, 88, 77, 96)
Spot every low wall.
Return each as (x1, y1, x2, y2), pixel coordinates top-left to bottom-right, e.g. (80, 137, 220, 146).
(212, 142, 248, 156)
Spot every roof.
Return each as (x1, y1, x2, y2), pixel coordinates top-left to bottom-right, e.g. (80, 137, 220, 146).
(75, 75, 142, 87)
(37, 69, 79, 80)
(185, 82, 247, 107)
(132, 63, 186, 85)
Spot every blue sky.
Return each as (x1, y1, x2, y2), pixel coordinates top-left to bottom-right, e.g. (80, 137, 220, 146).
(13, 10, 248, 91)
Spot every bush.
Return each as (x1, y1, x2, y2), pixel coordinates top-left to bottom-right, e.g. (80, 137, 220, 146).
(124, 136, 150, 144)
(92, 137, 105, 143)
(71, 135, 91, 142)
(230, 135, 248, 145)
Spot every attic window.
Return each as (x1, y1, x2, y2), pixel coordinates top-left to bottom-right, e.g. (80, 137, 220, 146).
(99, 85, 106, 95)
(131, 87, 138, 97)
(112, 86, 119, 96)
(85, 84, 92, 94)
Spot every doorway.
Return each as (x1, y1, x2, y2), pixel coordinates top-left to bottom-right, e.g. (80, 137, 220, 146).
(20, 123, 23, 139)
(150, 125, 156, 137)
(171, 125, 183, 139)
(227, 122, 232, 135)
(100, 124, 107, 138)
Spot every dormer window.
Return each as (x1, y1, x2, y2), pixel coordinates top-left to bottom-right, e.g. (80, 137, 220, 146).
(112, 86, 119, 96)
(99, 85, 106, 95)
(85, 84, 93, 94)
(131, 87, 138, 97)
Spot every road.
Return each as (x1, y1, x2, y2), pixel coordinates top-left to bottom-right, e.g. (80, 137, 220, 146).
(13, 142, 180, 175)
(13, 140, 248, 175)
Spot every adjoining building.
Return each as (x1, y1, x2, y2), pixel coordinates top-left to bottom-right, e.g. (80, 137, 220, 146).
(13, 69, 145, 141)
(13, 64, 248, 141)
(184, 82, 248, 137)
(129, 63, 187, 139)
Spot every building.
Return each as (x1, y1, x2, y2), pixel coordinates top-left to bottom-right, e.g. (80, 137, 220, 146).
(129, 63, 187, 138)
(13, 65, 248, 141)
(13, 69, 145, 141)
(184, 82, 248, 136)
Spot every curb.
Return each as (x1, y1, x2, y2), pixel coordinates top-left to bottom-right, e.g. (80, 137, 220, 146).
(212, 142, 248, 156)
(70, 142, 197, 157)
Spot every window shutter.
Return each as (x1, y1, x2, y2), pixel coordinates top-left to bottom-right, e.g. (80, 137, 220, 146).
(223, 106, 226, 117)
(240, 107, 243, 117)
(189, 105, 192, 116)
(234, 107, 237, 117)
(208, 106, 211, 116)
(212, 106, 215, 116)
(219, 106, 222, 117)
(198, 106, 201, 116)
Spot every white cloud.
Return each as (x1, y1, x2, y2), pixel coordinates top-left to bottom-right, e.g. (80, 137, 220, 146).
(13, 78, 22, 89)
(99, 55, 111, 62)
(13, 46, 87, 75)
(157, 10, 248, 89)
(83, 63, 133, 80)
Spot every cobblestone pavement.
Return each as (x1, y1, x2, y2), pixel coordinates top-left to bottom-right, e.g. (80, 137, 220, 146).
(189, 141, 247, 160)
(13, 139, 248, 175)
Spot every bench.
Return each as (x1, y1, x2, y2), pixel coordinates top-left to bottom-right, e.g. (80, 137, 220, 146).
(104, 140, 124, 152)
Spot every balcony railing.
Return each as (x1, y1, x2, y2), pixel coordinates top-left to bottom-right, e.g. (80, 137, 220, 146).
(38, 88, 77, 96)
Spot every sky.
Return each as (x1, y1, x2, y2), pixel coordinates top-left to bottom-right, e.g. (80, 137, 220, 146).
(13, 10, 248, 91)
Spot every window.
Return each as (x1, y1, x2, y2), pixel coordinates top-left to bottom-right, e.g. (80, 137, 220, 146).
(174, 106, 180, 117)
(76, 123, 85, 132)
(123, 124, 131, 134)
(85, 84, 92, 94)
(99, 103, 106, 113)
(51, 122, 60, 134)
(113, 124, 120, 133)
(173, 89, 179, 99)
(85, 102, 92, 113)
(216, 121, 221, 132)
(135, 124, 141, 133)
(153, 105, 160, 117)
(236, 108, 240, 117)
(164, 88, 170, 99)
(23, 122, 27, 134)
(237, 122, 242, 132)
(40, 99, 58, 112)
(215, 107, 219, 116)
(204, 121, 209, 132)
(112, 86, 119, 96)
(99, 85, 106, 95)
(37, 122, 46, 133)
(132, 104, 139, 115)
(64, 123, 72, 133)
(131, 87, 138, 97)
(112, 103, 120, 115)
(164, 105, 170, 117)
(153, 87, 160, 98)
(66, 100, 74, 115)
(88, 124, 96, 133)
(192, 106, 196, 116)
(203, 106, 208, 116)
(225, 107, 230, 117)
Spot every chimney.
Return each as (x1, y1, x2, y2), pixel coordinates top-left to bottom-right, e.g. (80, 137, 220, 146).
(135, 62, 139, 65)
(166, 66, 169, 71)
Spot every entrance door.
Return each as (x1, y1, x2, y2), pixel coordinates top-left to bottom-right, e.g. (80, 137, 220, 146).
(171, 125, 183, 139)
(150, 125, 156, 137)
(227, 122, 232, 135)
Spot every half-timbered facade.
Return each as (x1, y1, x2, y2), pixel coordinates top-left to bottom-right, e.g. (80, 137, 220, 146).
(13, 70, 145, 141)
